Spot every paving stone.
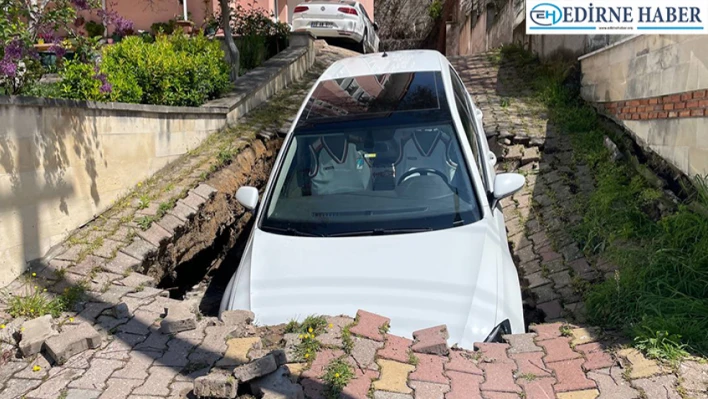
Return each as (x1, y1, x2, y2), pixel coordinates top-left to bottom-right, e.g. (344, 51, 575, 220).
(137, 224, 172, 247)
(446, 370, 484, 399)
(521, 147, 541, 164)
(45, 322, 102, 365)
(116, 309, 160, 336)
(301, 349, 344, 380)
(120, 238, 156, 261)
(25, 368, 84, 398)
(251, 365, 305, 399)
(71, 255, 105, 276)
(19, 315, 58, 356)
(538, 337, 581, 363)
(64, 389, 101, 399)
(373, 359, 415, 393)
(587, 367, 639, 399)
(116, 272, 155, 288)
(409, 353, 447, 384)
(502, 333, 542, 354)
(481, 392, 519, 399)
(516, 377, 555, 399)
(317, 315, 353, 347)
(68, 358, 124, 390)
(283, 363, 307, 382)
(15, 354, 53, 379)
(215, 337, 262, 368)
(134, 330, 171, 352)
(220, 310, 255, 326)
(474, 343, 513, 363)
(378, 334, 413, 363)
(510, 352, 552, 378)
(617, 349, 662, 379)
(102, 252, 140, 275)
(55, 245, 85, 262)
(479, 362, 521, 393)
(525, 271, 551, 289)
(504, 145, 524, 161)
(0, 378, 43, 398)
(530, 323, 563, 341)
(95, 331, 146, 360)
(112, 351, 157, 379)
(192, 183, 218, 200)
(373, 392, 414, 399)
(411, 325, 449, 356)
(233, 354, 277, 383)
(574, 343, 614, 371)
(155, 214, 185, 236)
(350, 337, 383, 371)
(160, 304, 196, 334)
(548, 358, 597, 392)
(124, 286, 168, 300)
(133, 366, 180, 396)
(91, 238, 123, 259)
(632, 375, 681, 399)
(445, 349, 483, 375)
(188, 325, 234, 366)
(341, 368, 379, 399)
(169, 202, 197, 221)
(349, 310, 390, 342)
(556, 389, 600, 399)
(409, 381, 450, 399)
(537, 300, 564, 320)
(678, 361, 708, 392)
(97, 378, 143, 399)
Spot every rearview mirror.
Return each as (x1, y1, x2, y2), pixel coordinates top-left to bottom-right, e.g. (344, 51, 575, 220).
(491, 173, 525, 209)
(373, 22, 379, 31)
(236, 186, 259, 211)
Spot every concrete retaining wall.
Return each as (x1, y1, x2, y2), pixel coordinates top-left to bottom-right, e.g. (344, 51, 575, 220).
(0, 33, 316, 287)
(580, 35, 708, 178)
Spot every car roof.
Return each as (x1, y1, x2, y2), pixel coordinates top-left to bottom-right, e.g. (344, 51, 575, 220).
(319, 50, 449, 81)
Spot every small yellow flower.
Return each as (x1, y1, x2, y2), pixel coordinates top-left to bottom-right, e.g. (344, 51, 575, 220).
(32, 273, 37, 277)
(43, 289, 47, 292)
(298, 334, 304, 339)
(32, 365, 41, 372)
(21, 327, 25, 331)
(69, 317, 75, 323)
(0, 324, 6, 329)
(335, 373, 340, 378)
(34, 286, 38, 290)
(308, 327, 313, 333)
(328, 323, 333, 329)
(304, 353, 310, 359)
(137, 182, 143, 187)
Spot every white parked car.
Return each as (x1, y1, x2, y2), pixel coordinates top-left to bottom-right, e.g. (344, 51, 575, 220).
(220, 50, 526, 348)
(291, 0, 380, 53)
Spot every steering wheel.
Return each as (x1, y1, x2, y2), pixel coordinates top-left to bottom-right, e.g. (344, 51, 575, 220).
(397, 168, 449, 186)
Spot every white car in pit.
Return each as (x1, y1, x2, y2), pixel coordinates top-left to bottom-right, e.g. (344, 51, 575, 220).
(291, 0, 380, 53)
(220, 50, 526, 348)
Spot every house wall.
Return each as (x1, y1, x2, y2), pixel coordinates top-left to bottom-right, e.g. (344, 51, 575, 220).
(580, 35, 708, 177)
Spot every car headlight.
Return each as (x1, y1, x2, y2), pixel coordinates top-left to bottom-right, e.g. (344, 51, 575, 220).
(484, 319, 511, 343)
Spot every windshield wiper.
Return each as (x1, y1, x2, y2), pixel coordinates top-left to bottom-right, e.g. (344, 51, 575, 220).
(261, 226, 323, 237)
(328, 228, 433, 237)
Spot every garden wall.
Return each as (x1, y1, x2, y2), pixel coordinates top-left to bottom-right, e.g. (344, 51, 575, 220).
(580, 35, 708, 178)
(0, 33, 316, 287)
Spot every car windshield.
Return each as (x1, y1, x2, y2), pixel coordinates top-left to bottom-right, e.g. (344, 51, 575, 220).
(259, 71, 482, 237)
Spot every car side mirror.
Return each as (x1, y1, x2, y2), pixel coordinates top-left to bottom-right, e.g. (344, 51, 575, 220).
(491, 173, 525, 209)
(475, 108, 483, 119)
(487, 151, 497, 167)
(236, 186, 259, 211)
(373, 22, 379, 31)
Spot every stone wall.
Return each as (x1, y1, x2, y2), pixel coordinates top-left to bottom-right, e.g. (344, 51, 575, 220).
(374, 0, 437, 50)
(0, 34, 316, 287)
(580, 35, 708, 177)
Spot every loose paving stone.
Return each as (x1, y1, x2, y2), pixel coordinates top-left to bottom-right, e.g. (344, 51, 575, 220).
(108, 302, 133, 319)
(283, 363, 307, 382)
(68, 358, 124, 390)
(351, 337, 384, 371)
(220, 310, 255, 326)
(445, 350, 483, 375)
(378, 334, 413, 363)
(216, 337, 262, 368)
(587, 367, 639, 399)
(159, 304, 196, 334)
(479, 362, 521, 393)
(411, 325, 449, 356)
(341, 368, 379, 399)
(530, 323, 564, 341)
(45, 322, 102, 365)
(317, 315, 353, 347)
(446, 370, 484, 399)
(192, 183, 217, 200)
(102, 252, 140, 275)
(556, 389, 600, 399)
(409, 381, 450, 399)
(574, 343, 614, 371)
(517, 377, 555, 399)
(300, 349, 344, 398)
(19, 315, 58, 356)
(632, 375, 681, 399)
(233, 354, 277, 383)
(409, 353, 447, 384)
(251, 365, 305, 399)
(538, 337, 581, 363)
(349, 310, 390, 342)
(617, 349, 662, 379)
(510, 352, 552, 378)
(548, 358, 597, 392)
(373, 359, 415, 394)
(503, 333, 542, 354)
(474, 343, 513, 363)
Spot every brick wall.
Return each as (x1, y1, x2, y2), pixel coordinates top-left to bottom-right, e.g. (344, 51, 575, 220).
(598, 89, 708, 121)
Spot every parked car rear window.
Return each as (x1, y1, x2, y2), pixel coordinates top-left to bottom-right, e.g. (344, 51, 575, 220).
(260, 72, 482, 237)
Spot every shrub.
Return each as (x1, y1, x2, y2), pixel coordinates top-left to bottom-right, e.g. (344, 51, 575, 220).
(85, 20, 105, 38)
(428, 0, 443, 20)
(59, 60, 142, 103)
(239, 35, 267, 72)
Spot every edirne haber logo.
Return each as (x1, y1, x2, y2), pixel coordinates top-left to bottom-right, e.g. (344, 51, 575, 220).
(526, 0, 708, 34)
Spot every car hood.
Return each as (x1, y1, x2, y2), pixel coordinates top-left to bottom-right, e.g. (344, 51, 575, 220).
(244, 222, 504, 348)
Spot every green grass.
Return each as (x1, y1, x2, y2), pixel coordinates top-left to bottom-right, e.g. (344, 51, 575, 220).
(7, 280, 86, 319)
(323, 358, 355, 399)
(499, 44, 708, 357)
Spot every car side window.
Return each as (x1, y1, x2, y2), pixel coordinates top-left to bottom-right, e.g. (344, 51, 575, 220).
(449, 67, 489, 190)
(359, 4, 372, 23)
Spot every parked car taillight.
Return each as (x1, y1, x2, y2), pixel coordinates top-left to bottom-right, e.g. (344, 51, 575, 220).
(293, 6, 309, 13)
(337, 7, 358, 15)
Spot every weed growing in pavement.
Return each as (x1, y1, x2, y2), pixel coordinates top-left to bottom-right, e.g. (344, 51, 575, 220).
(157, 199, 177, 218)
(284, 319, 300, 333)
(294, 331, 321, 363)
(137, 194, 151, 210)
(298, 315, 329, 336)
(323, 358, 355, 399)
(499, 44, 708, 356)
(341, 324, 354, 354)
(136, 216, 155, 231)
(379, 321, 390, 335)
(6, 275, 86, 318)
(559, 324, 573, 337)
(408, 350, 419, 366)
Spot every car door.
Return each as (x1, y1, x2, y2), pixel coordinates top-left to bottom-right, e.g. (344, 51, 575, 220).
(358, 3, 378, 51)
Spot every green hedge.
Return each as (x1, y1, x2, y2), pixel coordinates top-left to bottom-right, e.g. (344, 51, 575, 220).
(60, 33, 230, 106)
